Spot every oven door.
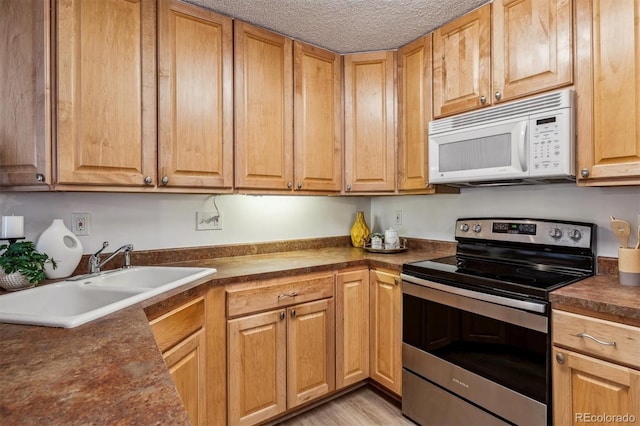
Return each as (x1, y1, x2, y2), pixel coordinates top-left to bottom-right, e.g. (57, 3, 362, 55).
(401, 274, 549, 426)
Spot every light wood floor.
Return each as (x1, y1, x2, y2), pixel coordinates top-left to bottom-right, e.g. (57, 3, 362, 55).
(276, 387, 416, 426)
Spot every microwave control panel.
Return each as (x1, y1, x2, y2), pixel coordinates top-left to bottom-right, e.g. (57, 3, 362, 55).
(529, 108, 574, 177)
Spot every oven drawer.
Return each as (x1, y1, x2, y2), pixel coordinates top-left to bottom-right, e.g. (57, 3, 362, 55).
(552, 310, 640, 369)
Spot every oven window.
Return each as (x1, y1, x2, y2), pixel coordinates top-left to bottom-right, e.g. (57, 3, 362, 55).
(403, 294, 547, 404)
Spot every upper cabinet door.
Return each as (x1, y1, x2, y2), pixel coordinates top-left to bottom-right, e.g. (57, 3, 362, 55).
(344, 51, 396, 193)
(575, 0, 640, 185)
(234, 22, 293, 191)
(433, 4, 491, 118)
(397, 34, 432, 192)
(56, 0, 157, 187)
(293, 41, 342, 193)
(0, 0, 51, 189)
(157, 0, 233, 190)
(492, 0, 573, 104)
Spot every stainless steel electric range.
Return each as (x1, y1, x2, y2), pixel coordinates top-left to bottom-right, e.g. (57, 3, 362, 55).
(401, 218, 596, 426)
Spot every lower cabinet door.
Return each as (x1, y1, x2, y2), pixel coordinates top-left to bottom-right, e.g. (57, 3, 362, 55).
(553, 346, 640, 426)
(227, 309, 287, 426)
(370, 269, 403, 396)
(336, 268, 370, 389)
(287, 298, 336, 408)
(163, 328, 207, 426)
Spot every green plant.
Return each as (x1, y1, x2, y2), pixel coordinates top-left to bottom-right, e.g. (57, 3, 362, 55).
(0, 241, 57, 284)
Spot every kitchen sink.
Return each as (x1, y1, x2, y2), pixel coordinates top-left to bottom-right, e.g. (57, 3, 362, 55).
(0, 266, 217, 328)
(78, 266, 215, 291)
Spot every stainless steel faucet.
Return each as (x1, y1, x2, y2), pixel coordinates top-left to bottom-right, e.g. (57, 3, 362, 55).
(88, 241, 134, 274)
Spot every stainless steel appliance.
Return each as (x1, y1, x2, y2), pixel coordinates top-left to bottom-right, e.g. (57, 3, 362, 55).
(428, 89, 575, 187)
(401, 218, 596, 426)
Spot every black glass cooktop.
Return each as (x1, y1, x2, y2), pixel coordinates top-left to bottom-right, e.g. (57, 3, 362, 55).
(403, 255, 592, 300)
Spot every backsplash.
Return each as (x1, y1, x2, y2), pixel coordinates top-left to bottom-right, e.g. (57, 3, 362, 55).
(1, 183, 638, 258)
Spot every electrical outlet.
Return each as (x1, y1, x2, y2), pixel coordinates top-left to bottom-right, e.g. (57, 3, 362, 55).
(394, 210, 402, 226)
(197, 211, 222, 230)
(71, 213, 90, 236)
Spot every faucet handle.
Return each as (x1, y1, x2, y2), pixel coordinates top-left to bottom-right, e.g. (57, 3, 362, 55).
(93, 241, 109, 257)
(88, 242, 109, 273)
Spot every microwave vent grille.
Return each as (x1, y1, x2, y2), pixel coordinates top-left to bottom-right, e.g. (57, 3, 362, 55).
(430, 89, 573, 134)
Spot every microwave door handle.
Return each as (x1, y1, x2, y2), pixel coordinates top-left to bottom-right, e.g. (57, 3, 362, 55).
(518, 121, 528, 172)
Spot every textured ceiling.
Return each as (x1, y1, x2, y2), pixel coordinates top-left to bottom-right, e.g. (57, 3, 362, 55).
(184, 0, 491, 54)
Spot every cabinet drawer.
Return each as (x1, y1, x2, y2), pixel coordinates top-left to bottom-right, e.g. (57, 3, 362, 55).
(149, 297, 205, 353)
(553, 310, 640, 369)
(226, 272, 334, 317)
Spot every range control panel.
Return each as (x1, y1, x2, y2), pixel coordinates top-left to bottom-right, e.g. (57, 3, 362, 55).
(456, 218, 594, 249)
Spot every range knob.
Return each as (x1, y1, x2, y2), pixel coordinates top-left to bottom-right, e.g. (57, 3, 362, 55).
(549, 227, 563, 239)
(472, 224, 482, 233)
(568, 229, 582, 241)
(459, 223, 470, 232)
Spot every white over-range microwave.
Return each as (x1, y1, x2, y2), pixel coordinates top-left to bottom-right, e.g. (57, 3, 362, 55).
(428, 89, 575, 186)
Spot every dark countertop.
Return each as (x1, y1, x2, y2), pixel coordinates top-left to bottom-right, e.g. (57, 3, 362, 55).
(2, 241, 636, 424)
(550, 273, 640, 327)
(0, 244, 450, 425)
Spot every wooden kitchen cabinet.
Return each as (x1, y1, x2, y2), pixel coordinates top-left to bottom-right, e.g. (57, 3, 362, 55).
(293, 41, 343, 193)
(335, 268, 370, 389)
(433, 4, 491, 118)
(344, 51, 396, 193)
(226, 272, 335, 425)
(575, 0, 640, 185)
(157, 0, 233, 190)
(56, 0, 157, 187)
(397, 34, 439, 193)
(148, 295, 207, 425)
(228, 309, 287, 425)
(434, 0, 572, 118)
(234, 21, 294, 191)
(287, 298, 335, 408)
(552, 310, 640, 425)
(369, 269, 402, 396)
(553, 347, 640, 426)
(492, 0, 573, 104)
(0, 0, 51, 189)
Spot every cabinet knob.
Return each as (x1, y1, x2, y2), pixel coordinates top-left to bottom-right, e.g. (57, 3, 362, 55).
(346, 184, 352, 191)
(290, 309, 296, 318)
(555, 352, 565, 364)
(35, 173, 45, 183)
(287, 181, 293, 189)
(480, 95, 486, 105)
(161, 176, 169, 185)
(144, 176, 153, 185)
(394, 277, 400, 286)
(494, 91, 502, 101)
(425, 181, 429, 188)
(580, 168, 589, 178)
(296, 182, 302, 190)
(280, 312, 285, 321)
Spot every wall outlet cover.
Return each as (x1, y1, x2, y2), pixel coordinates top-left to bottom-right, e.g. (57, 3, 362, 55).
(197, 211, 222, 230)
(71, 213, 90, 236)
(394, 210, 402, 226)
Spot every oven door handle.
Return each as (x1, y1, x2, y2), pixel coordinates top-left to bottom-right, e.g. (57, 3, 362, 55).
(400, 273, 547, 314)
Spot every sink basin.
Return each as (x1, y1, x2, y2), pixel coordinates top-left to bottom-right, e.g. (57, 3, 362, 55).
(79, 266, 214, 291)
(0, 266, 216, 328)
